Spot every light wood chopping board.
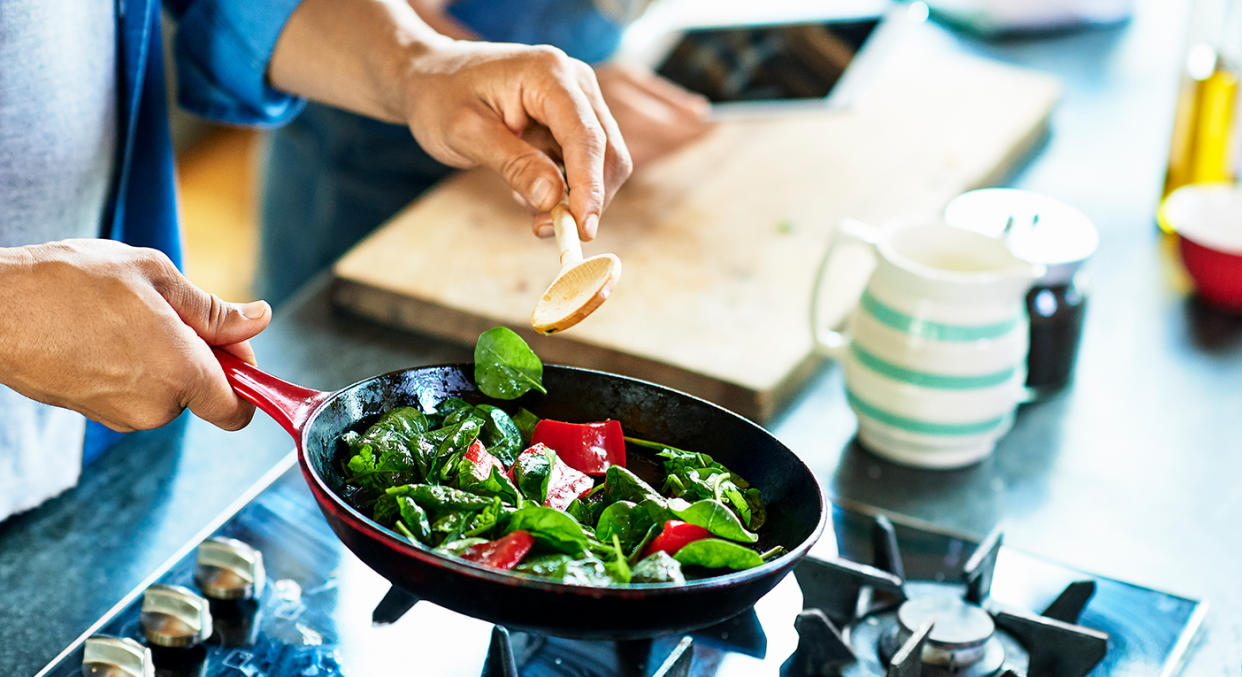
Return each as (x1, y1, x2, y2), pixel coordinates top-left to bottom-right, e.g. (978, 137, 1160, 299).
(331, 49, 1060, 422)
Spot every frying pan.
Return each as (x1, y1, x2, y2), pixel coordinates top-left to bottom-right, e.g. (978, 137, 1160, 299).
(215, 348, 825, 639)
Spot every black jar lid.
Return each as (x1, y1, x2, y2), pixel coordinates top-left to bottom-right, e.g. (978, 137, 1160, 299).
(944, 188, 1098, 285)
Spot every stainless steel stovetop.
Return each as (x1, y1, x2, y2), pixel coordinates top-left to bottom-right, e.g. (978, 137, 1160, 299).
(42, 466, 1203, 676)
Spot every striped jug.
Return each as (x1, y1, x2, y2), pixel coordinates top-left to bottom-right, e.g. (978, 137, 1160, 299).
(811, 220, 1043, 468)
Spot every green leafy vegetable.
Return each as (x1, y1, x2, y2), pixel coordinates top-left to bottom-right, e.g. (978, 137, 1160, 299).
(396, 496, 432, 544)
(457, 461, 521, 506)
(511, 445, 555, 504)
(668, 498, 758, 544)
(511, 407, 540, 446)
(505, 505, 591, 555)
(474, 327, 547, 399)
(674, 538, 764, 571)
(631, 551, 686, 584)
(605, 535, 631, 584)
(601, 465, 665, 506)
(628, 437, 767, 530)
(595, 500, 658, 555)
(387, 484, 493, 515)
(434, 537, 489, 558)
(475, 404, 524, 466)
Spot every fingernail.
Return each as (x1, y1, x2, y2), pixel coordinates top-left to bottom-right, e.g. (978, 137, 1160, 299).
(531, 178, 554, 210)
(584, 214, 599, 239)
(240, 300, 269, 320)
(536, 224, 554, 238)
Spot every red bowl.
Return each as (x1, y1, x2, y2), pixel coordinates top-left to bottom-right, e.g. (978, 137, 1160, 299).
(1178, 235, 1242, 311)
(1161, 184, 1242, 312)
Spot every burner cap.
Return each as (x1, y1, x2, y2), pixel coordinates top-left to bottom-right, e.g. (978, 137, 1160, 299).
(897, 596, 996, 648)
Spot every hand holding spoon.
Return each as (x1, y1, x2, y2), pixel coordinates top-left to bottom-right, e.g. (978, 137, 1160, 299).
(530, 204, 621, 335)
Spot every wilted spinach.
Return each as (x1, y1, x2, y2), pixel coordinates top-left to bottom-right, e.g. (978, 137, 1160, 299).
(631, 551, 685, 584)
(474, 327, 547, 399)
(628, 437, 767, 530)
(674, 538, 765, 571)
(668, 498, 758, 544)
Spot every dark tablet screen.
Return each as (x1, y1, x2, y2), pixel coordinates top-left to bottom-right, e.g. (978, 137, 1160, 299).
(655, 18, 881, 103)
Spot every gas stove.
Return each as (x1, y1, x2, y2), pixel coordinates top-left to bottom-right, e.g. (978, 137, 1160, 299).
(42, 466, 1202, 677)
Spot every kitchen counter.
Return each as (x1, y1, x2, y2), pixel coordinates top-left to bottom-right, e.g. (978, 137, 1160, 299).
(3, 1, 1240, 674)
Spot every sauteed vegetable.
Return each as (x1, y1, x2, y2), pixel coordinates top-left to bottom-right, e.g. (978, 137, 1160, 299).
(339, 328, 781, 586)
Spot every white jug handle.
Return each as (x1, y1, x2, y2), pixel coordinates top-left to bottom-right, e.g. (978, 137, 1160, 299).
(810, 218, 881, 360)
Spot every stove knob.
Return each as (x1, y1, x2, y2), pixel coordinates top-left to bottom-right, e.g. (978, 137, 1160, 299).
(139, 584, 213, 648)
(82, 635, 154, 677)
(194, 536, 265, 601)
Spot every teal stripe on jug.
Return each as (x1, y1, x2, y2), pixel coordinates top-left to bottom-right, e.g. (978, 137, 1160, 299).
(846, 390, 1008, 436)
(860, 290, 1020, 341)
(850, 344, 1016, 390)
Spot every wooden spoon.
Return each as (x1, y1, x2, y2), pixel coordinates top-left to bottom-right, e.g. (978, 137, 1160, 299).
(530, 204, 622, 335)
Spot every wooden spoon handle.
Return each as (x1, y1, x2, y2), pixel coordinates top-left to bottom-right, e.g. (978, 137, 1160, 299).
(552, 203, 584, 269)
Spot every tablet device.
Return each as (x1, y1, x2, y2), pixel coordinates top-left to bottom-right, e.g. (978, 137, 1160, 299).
(632, 1, 898, 117)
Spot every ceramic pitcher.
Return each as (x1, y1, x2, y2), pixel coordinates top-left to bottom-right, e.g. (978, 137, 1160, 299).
(811, 220, 1043, 468)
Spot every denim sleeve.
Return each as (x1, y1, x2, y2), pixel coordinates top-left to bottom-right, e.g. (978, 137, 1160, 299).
(164, 0, 307, 127)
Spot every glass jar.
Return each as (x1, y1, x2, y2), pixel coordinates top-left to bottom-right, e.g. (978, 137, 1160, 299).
(1160, 0, 1242, 232)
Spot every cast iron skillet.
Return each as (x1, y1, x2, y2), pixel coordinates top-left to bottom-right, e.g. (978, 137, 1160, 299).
(215, 349, 825, 639)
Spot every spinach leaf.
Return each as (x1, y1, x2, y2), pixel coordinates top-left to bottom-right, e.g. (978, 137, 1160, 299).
(431, 510, 476, 542)
(435, 537, 488, 558)
(511, 446, 555, 504)
(396, 496, 433, 544)
(505, 505, 590, 555)
(674, 539, 764, 571)
(514, 553, 574, 577)
(436, 398, 475, 420)
(514, 553, 615, 586)
(457, 462, 521, 506)
(387, 484, 493, 517)
(628, 436, 767, 531)
(601, 465, 666, 506)
(604, 535, 631, 584)
(428, 419, 483, 483)
(343, 408, 428, 492)
(565, 493, 606, 527)
(631, 551, 686, 584)
(463, 497, 505, 538)
(594, 500, 657, 554)
(474, 327, 547, 399)
(668, 498, 758, 543)
(475, 404, 523, 466)
(361, 406, 428, 445)
(511, 407, 540, 446)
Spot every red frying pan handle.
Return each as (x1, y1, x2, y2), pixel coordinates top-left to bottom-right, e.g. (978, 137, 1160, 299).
(213, 347, 331, 439)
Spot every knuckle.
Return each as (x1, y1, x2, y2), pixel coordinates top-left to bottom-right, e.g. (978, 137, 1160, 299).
(611, 146, 635, 181)
(206, 293, 228, 334)
(499, 149, 546, 187)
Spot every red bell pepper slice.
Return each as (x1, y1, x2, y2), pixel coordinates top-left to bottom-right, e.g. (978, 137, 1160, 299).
(511, 443, 595, 510)
(530, 419, 626, 476)
(459, 530, 535, 570)
(643, 520, 714, 558)
(463, 440, 505, 481)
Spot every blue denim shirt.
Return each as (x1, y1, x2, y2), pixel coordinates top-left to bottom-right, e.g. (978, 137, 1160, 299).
(84, 0, 305, 462)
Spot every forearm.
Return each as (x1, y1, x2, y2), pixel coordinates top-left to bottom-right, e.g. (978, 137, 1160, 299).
(268, 0, 449, 124)
(0, 246, 36, 382)
(408, 0, 479, 41)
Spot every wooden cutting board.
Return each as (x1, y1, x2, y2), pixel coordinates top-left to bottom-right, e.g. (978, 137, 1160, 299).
(331, 49, 1060, 422)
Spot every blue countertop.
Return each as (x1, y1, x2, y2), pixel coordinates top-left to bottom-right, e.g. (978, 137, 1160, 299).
(3, 0, 1241, 674)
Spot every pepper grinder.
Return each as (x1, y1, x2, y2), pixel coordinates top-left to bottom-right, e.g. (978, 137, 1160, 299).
(945, 188, 1099, 401)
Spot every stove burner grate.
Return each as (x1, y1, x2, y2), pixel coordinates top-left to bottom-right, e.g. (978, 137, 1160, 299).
(781, 518, 1108, 677)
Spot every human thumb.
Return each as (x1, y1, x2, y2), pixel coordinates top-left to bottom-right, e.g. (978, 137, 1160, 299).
(158, 273, 272, 349)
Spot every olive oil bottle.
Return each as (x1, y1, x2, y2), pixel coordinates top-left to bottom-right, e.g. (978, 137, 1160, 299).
(1161, 0, 1242, 233)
